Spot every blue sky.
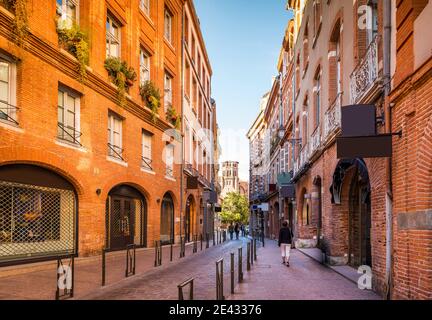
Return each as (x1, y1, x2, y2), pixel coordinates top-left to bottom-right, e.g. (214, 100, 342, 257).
(194, 0, 293, 181)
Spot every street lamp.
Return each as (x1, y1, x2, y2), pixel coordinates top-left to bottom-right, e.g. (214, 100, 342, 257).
(278, 125, 285, 140)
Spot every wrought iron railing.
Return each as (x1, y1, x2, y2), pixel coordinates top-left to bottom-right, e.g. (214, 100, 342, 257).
(184, 162, 199, 177)
(294, 143, 310, 175)
(107, 143, 124, 161)
(0, 100, 19, 125)
(166, 166, 174, 178)
(350, 35, 380, 104)
(198, 173, 211, 189)
(216, 258, 224, 300)
(310, 125, 321, 156)
(323, 93, 342, 141)
(57, 123, 82, 146)
(141, 156, 152, 171)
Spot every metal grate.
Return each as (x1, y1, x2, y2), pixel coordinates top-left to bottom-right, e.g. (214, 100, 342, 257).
(0, 181, 75, 263)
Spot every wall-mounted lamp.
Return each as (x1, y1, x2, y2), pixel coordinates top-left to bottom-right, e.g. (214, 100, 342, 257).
(96, 189, 101, 196)
(156, 198, 161, 203)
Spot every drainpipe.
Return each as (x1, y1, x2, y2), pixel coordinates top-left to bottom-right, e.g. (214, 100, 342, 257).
(383, 0, 393, 300)
(179, 3, 185, 243)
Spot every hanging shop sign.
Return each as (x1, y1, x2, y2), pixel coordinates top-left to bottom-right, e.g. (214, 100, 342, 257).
(337, 104, 401, 159)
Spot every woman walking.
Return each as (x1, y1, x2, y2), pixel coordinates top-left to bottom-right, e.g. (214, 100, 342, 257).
(278, 221, 294, 267)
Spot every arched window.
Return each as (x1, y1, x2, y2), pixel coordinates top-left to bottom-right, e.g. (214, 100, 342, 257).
(314, 67, 321, 128)
(302, 95, 309, 146)
(160, 193, 174, 245)
(303, 20, 309, 74)
(329, 19, 342, 103)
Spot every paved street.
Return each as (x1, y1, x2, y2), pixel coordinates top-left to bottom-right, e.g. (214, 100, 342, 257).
(76, 238, 380, 300)
(229, 240, 380, 300)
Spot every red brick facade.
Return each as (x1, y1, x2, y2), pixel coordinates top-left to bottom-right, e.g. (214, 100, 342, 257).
(0, 0, 195, 264)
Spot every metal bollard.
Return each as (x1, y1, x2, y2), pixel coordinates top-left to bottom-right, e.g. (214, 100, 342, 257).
(170, 243, 173, 262)
(247, 242, 251, 271)
(254, 238, 257, 261)
(230, 252, 235, 294)
(193, 235, 198, 253)
(213, 232, 216, 246)
(200, 234, 203, 251)
(216, 258, 224, 300)
(250, 240, 254, 266)
(238, 247, 243, 282)
(101, 249, 106, 286)
(206, 233, 210, 248)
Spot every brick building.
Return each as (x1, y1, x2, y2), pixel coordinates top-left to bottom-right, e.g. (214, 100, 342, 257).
(248, 0, 432, 299)
(390, 0, 432, 300)
(0, 0, 218, 267)
(181, 0, 218, 242)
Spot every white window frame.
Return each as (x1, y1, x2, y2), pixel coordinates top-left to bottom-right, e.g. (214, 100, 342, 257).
(164, 72, 173, 111)
(57, 87, 81, 144)
(108, 113, 123, 160)
(106, 14, 121, 58)
(140, 49, 151, 86)
(142, 130, 152, 170)
(0, 55, 17, 125)
(139, 0, 150, 17)
(166, 144, 174, 177)
(56, 0, 79, 28)
(164, 9, 172, 44)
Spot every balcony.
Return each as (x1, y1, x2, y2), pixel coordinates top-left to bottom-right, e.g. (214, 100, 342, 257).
(141, 156, 153, 171)
(198, 173, 211, 189)
(0, 100, 19, 126)
(108, 143, 124, 161)
(350, 35, 380, 104)
(57, 123, 82, 146)
(323, 93, 342, 142)
(293, 143, 310, 176)
(310, 125, 322, 156)
(184, 162, 199, 177)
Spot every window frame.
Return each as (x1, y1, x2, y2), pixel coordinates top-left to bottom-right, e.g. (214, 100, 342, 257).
(57, 86, 81, 145)
(107, 112, 123, 160)
(139, 48, 151, 86)
(0, 55, 17, 126)
(164, 8, 173, 44)
(106, 14, 121, 59)
(56, 0, 79, 28)
(141, 130, 153, 171)
(164, 71, 173, 111)
(139, 0, 150, 18)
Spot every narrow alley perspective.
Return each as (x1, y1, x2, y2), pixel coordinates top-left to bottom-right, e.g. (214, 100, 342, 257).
(0, 0, 431, 313)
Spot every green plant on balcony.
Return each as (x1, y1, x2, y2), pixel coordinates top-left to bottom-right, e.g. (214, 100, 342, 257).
(56, 22, 89, 81)
(165, 103, 181, 129)
(0, 0, 28, 47)
(104, 57, 137, 107)
(139, 80, 161, 122)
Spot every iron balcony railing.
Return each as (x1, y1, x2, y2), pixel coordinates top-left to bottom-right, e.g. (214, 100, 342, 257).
(350, 35, 380, 104)
(184, 162, 199, 177)
(310, 125, 322, 156)
(0, 100, 19, 125)
(57, 123, 82, 146)
(107, 143, 124, 161)
(293, 143, 310, 175)
(166, 166, 174, 178)
(198, 173, 211, 189)
(323, 93, 342, 142)
(141, 156, 152, 171)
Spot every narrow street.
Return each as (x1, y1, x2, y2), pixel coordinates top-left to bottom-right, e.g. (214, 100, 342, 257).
(78, 238, 380, 300)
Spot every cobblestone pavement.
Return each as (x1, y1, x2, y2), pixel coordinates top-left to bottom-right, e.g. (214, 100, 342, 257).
(0, 237, 224, 300)
(80, 237, 251, 300)
(229, 240, 381, 300)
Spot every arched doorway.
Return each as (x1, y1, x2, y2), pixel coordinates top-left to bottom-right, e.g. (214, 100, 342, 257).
(0, 164, 77, 265)
(313, 177, 323, 246)
(185, 195, 195, 242)
(348, 163, 371, 267)
(160, 193, 174, 245)
(330, 159, 371, 268)
(106, 184, 147, 250)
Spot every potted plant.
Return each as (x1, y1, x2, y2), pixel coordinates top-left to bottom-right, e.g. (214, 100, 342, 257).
(0, 0, 28, 47)
(139, 80, 161, 122)
(104, 57, 137, 106)
(165, 103, 181, 129)
(56, 22, 89, 81)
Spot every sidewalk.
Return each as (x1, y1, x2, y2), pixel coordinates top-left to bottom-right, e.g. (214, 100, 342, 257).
(229, 240, 380, 300)
(0, 239, 218, 300)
